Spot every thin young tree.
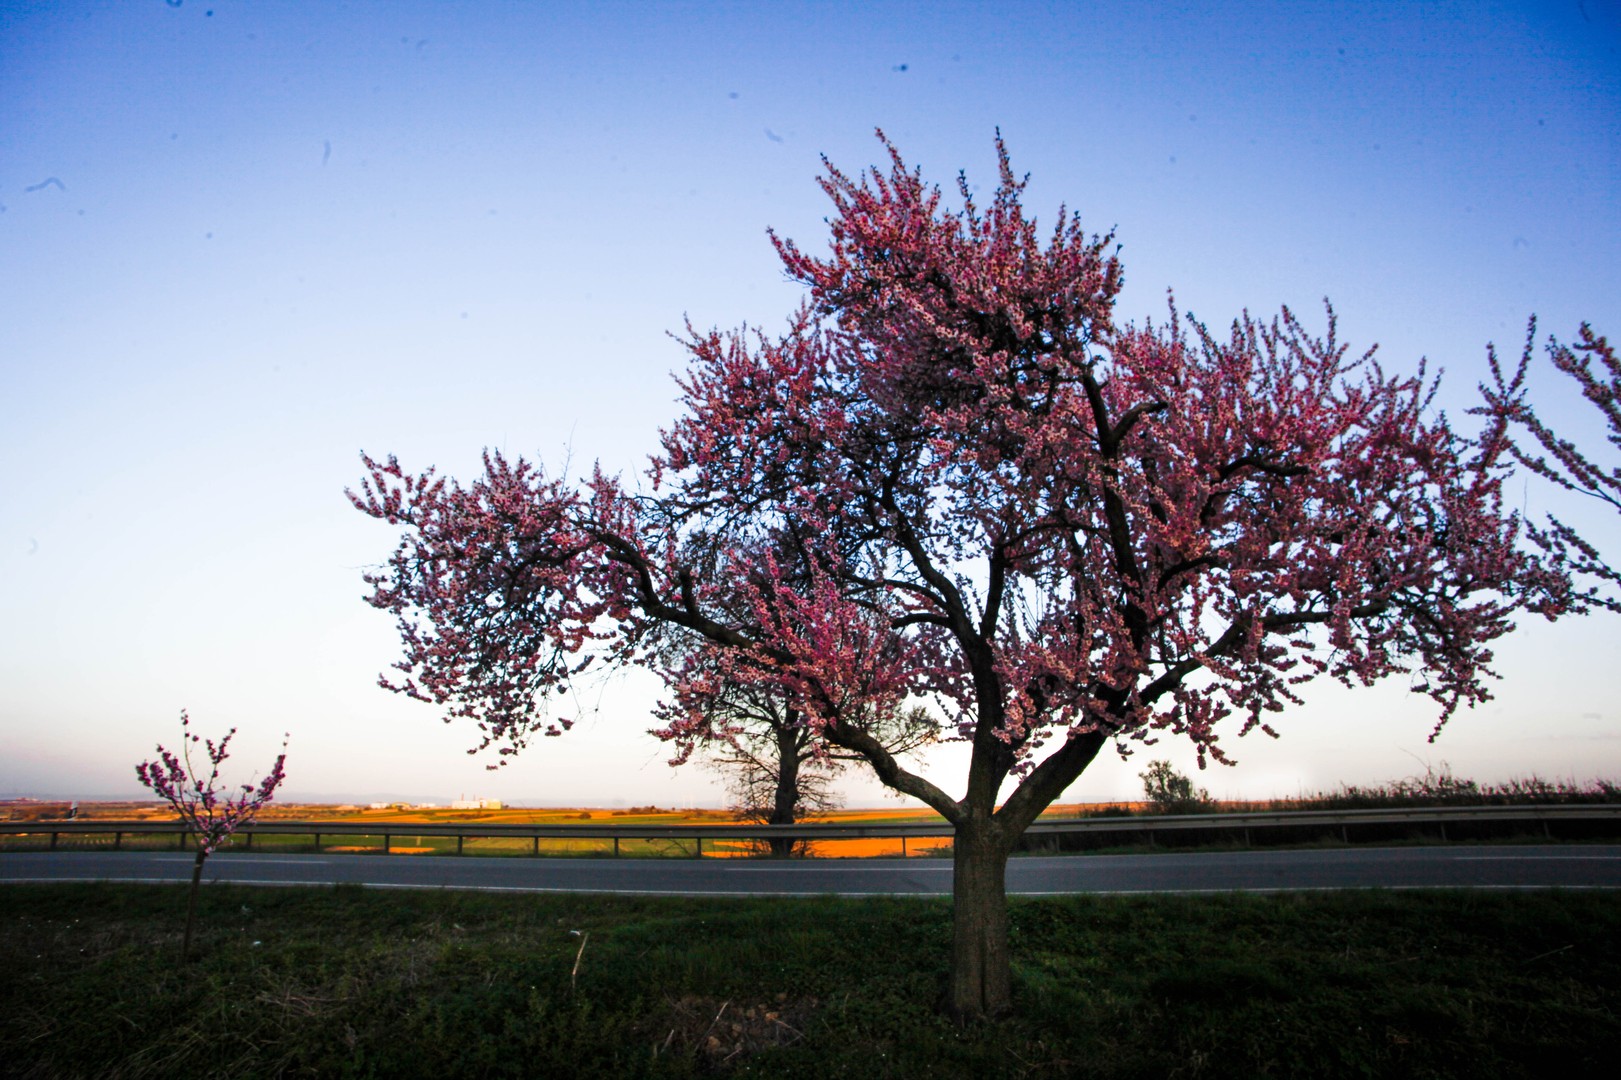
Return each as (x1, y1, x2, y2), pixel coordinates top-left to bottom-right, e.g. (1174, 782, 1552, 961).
(351, 134, 1577, 1019)
(1478, 321, 1620, 611)
(135, 711, 288, 961)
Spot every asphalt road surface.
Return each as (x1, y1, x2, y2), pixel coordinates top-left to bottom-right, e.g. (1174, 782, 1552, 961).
(4, 845, 1621, 895)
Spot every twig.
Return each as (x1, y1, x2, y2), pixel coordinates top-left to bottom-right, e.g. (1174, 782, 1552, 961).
(700, 999, 731, 1042)
(1522, 944, 1573, 964)
(770, 1017, 805, 1043)
(570, 932, 589, 992)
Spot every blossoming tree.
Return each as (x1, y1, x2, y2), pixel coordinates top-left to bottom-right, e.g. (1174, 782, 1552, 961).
(352, 134, 1575, 1019)
(135, 711, 288, 960)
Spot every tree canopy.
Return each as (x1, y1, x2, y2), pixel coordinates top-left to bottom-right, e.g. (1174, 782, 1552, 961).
(352, 133, 1576, 1018)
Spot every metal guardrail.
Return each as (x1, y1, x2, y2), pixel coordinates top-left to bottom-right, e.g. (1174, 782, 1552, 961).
(3, 804, 1619, 857)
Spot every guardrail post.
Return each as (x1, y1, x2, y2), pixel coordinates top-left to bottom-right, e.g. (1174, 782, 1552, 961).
(384, 833, 391, 854)
(114, 831, 122, 851)
(532, 836, 539, 857)
(313, 832, 321, 852)
(902, 836, 908, 858)
(244, 831, 253, 850)
(456, 835, 464, 856)
(49, 830, 58, 851)
(613, 837, 620, 858)
(695, 836, 703, 859)
(179, 831, 187, 852)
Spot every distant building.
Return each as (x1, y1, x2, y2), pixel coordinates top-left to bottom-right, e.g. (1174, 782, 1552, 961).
(450, 798, 503, 810)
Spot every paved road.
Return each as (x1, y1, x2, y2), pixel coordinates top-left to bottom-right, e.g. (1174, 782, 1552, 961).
(4, 845, 1621, 895)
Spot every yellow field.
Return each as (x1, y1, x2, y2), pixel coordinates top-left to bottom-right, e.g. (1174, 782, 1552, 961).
(1, 799, 1148, 858)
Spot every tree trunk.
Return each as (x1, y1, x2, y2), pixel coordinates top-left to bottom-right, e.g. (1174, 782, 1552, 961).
(182, 850, 206, 962)
(768, 724, 801, 858)
(948, 823, 1013, 1021)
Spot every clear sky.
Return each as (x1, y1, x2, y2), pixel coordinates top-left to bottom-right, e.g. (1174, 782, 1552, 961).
(2, 0, 1617, 807)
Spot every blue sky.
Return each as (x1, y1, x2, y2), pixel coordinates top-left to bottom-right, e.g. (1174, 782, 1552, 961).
(2, 0, 1617, 806)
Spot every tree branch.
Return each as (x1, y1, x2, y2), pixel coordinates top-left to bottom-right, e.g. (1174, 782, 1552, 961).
(993, 727, 1109, 837)
(821, 720, 963, 824)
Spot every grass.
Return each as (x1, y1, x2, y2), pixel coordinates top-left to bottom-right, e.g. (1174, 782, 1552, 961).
(3, 883, 1619, 1078)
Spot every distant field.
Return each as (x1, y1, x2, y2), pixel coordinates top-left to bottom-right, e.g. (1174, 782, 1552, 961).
(7, 796, 1615, 859)
(0, 800, 1143, 824)
(0, 801, 1149, 859)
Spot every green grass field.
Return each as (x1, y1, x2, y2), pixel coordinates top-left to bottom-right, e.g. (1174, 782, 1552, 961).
(3, 882, 1618, 1078)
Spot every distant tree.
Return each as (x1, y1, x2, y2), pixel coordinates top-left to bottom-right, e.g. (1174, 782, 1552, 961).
(705, 722, 843, 855)
(655, 648, 935, 856)
(352, 133, 1577, 1019)
(1477, 322, 1620, 611)
(135, 711, 287, 961)
(649, 542, 935, 856)
(1139, 760, 1212, 814)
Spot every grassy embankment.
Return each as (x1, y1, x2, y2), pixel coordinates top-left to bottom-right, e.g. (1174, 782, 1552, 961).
(3, 881, 1618, 1078)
